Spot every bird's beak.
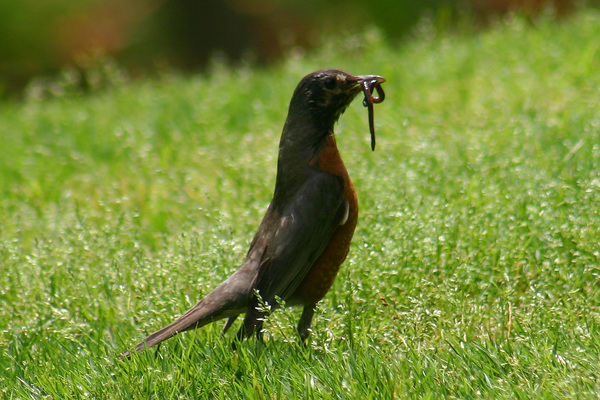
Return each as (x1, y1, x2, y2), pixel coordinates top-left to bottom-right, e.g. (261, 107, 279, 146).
(348, 75, 386, 95)
(356, 74, 386, 104)
(356, 75, 386, 86)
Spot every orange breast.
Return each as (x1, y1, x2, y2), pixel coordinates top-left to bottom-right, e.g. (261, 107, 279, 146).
(292, 135, 358, 304)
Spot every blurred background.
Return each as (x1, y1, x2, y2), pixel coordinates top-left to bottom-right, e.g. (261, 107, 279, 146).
(0, 0, 586, 98)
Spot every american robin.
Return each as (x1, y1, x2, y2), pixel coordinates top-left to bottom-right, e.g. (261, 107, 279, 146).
(124, 69, 386, 356)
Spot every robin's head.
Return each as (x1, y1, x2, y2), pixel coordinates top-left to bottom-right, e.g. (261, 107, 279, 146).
(293, 69, 384, 116)
(285, 69, 386, 150)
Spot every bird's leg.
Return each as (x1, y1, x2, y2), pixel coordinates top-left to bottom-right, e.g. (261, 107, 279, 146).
(297, 304, 317, 343)
(254, 319, 265, 342)
(232, 318, 250, 350)
(221, 315, 238, 337)
(234, 305, 268, 343)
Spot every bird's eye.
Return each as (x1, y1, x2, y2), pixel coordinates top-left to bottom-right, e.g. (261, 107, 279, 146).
(322, 76, 337, 90)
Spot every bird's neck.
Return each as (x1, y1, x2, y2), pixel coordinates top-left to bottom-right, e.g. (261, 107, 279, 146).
(308, 135, 347, 177)
(273, 111, 336, 200)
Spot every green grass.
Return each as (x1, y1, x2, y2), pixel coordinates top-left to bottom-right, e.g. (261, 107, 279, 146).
(2, 10, 600, 399)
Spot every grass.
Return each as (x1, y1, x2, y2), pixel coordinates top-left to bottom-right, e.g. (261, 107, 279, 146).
(1, 9, 600, 399)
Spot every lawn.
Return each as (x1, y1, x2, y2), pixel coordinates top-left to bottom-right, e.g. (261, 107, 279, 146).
(1, 9, 600, 399)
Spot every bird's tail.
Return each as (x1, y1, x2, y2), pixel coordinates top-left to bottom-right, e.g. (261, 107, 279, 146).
(121, 272, 250, 358)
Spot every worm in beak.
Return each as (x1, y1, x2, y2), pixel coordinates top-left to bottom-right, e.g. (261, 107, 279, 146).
(357, 75, 386, 151)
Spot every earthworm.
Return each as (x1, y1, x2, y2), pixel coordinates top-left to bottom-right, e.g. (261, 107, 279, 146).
(361, 80, 386, 151)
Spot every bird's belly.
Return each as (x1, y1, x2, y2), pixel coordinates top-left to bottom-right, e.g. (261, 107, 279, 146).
(291, 181, 358, 304)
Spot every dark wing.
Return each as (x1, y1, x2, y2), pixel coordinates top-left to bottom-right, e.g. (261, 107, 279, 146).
(253, 170, 347, 304)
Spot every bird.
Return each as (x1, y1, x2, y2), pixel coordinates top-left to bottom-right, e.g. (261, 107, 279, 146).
(123, 69, 386, 357)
